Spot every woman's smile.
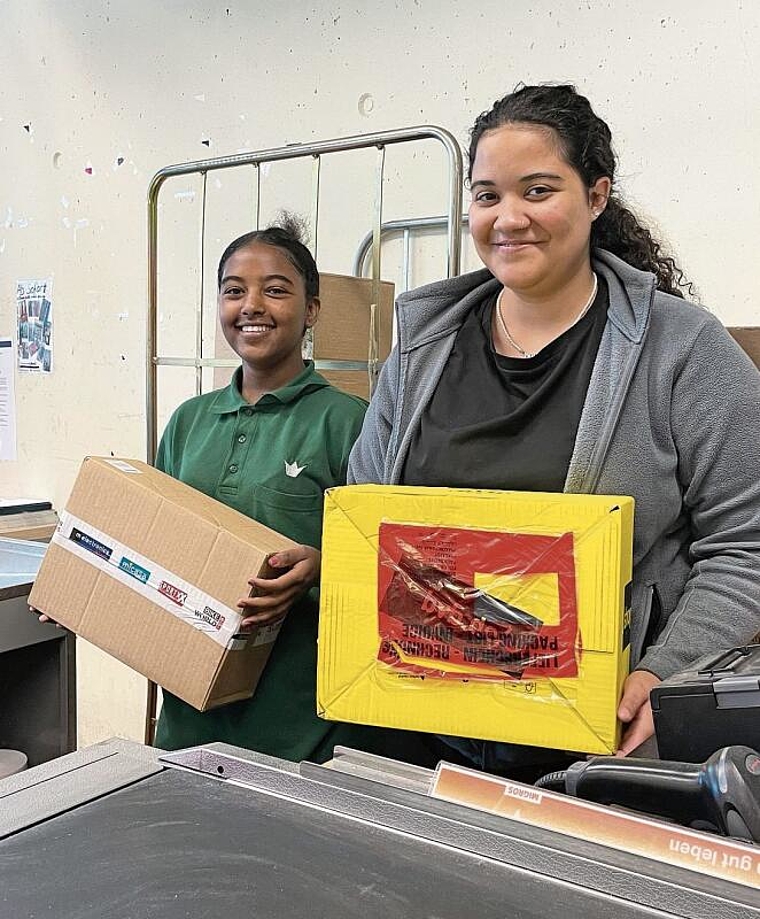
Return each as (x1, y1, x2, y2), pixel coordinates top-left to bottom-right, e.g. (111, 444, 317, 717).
(491, 239, 542, 251)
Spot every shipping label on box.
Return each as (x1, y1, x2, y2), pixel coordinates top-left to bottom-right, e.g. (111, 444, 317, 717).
(29, 457, 298, 711)
(317, 485, 634, 755)
(55, 510, 249, 649)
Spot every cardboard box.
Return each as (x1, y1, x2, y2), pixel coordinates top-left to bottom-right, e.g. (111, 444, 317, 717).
(29, 457, 298, 711)
(312, 273, 395, 396)
(317, 485, 634, 755)
(0, 505, 58, 542)
(214, 273, 395, 400)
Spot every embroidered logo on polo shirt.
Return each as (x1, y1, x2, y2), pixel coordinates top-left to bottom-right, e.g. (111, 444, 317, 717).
(284, 460, 307, 478)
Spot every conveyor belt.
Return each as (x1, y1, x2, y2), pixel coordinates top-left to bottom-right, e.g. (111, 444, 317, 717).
(0, 740, 757, 919)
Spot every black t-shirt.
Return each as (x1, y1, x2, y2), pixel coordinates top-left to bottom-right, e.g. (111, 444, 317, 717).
(402, 278, 609, 491)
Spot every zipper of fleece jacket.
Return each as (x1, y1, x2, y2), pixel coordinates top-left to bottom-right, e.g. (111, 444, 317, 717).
(583, 340, 647, 494)
(572, 285, 655, 495)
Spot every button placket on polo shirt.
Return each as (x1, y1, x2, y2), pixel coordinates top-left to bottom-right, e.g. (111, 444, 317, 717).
(219, 405, 256, 494)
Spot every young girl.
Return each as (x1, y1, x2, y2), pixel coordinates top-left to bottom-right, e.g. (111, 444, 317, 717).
(155, 217, 425, 762)
(349, 84, 760, 778)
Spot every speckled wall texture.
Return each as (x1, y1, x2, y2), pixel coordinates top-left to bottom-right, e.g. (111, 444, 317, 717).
(0, 0, 757, 745)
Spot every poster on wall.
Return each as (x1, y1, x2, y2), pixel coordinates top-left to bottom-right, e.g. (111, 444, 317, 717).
(16, 278, 53, 373)
(0, 338, 17, 461)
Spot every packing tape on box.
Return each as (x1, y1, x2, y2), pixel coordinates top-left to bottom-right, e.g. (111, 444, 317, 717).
(51, 511, 278, 651)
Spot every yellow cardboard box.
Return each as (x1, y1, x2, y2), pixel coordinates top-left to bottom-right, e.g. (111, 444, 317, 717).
(317, 485, 634, 755)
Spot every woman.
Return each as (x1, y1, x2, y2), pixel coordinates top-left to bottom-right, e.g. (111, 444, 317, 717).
(155, 217, 430, 764)
(348, 84, 760, 775)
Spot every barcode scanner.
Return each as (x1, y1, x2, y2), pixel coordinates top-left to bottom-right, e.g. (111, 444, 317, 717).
(558, 746, 760, 842)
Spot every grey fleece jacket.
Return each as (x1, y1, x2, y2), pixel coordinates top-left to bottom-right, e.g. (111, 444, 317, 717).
(348, 249, 760, 679)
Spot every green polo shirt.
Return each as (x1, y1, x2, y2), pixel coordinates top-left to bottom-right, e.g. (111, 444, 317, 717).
(153, 362, 372, 761)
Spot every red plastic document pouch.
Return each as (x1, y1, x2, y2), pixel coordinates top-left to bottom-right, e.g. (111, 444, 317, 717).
(377, 522, 580, 681)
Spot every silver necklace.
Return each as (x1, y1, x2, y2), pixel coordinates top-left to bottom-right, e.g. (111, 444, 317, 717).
(496, 272, 599, 359)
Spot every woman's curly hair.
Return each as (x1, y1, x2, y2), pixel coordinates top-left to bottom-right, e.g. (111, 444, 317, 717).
(468, 83, 693, 299)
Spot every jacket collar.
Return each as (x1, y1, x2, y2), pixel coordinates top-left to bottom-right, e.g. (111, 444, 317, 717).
(209, 360, 329, 414)
(395, 248, 656, 352)
(593, 249, 655, 344)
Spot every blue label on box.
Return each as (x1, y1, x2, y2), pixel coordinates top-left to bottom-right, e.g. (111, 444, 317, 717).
(70, 527, 113, 561)
(119, 556, 150, 584)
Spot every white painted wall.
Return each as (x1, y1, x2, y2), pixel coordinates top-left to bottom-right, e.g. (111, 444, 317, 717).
(1, 0, 758, 746)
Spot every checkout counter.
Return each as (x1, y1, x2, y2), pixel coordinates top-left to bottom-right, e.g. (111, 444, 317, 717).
(0, 738, 758, 918)
(1, 535, 758, 917)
